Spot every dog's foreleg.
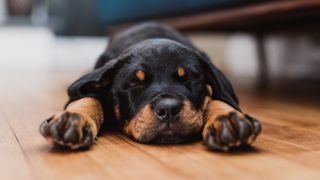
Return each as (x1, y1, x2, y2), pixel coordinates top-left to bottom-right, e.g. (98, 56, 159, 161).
(202, 100, 261, 151)
(40, 98, 104, 149)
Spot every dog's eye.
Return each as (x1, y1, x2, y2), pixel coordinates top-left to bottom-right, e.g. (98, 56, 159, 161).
(124, 70, 146, 89)
(176, 67, 200, 82)
(186, 72, 200, 81)
(124, 78, 144, 89)
(177, 71, 200, 82)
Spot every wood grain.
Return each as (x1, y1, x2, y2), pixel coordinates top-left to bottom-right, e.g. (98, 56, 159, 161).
(1, 55, 320, 180)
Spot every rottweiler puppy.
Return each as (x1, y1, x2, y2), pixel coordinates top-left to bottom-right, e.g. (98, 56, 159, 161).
(40, 22, 261, 151)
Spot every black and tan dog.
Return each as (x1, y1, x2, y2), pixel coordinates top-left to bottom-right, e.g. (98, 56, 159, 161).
(39, 22, 261, 151)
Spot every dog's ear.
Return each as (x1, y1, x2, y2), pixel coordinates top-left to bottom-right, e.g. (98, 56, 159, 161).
(196, 51, 240, 111)
(67, 58, 121, 102)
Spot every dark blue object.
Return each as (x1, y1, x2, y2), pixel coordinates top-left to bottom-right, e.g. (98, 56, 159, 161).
(96, 0, 256, 25)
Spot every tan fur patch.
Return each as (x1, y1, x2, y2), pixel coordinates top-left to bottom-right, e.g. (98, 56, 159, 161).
(202, 100, 243, 137)
(123, 100, 203, 143)
(123, 105, 157, 142)
(136, 70, 145, 81)
(67, 98, 104, 134)
(177, 67, 185, 77)
(179, 101, 204, 134)
(39, 98, 104, 149)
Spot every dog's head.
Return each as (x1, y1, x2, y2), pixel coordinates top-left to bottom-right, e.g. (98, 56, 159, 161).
(68, 39, 239, 143)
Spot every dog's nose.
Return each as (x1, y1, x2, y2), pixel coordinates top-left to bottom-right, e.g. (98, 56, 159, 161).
(153, 98, 182, 122)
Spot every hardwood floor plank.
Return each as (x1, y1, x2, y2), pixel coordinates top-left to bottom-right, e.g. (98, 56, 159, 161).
(0, 115, 34, 180)
(117, 133, 320, 180)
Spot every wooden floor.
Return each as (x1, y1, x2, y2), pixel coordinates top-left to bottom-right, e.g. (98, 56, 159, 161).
(1, 71, 320, 180)
(1, 38, 320, 180)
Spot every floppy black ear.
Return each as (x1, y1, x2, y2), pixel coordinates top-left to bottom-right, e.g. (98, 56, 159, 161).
(196, 51, 240, 111)
(67, 58, 120, 102)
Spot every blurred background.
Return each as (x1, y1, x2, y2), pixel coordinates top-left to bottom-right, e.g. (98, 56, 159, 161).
(1, 0, 320, 103)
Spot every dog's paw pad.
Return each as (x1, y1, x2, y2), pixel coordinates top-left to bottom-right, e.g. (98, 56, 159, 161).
(39, 111, 95, 149)
(203, 112, 261, 151)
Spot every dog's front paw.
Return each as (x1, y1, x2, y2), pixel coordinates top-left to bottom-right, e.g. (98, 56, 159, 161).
(39, 111, 96, 149)
(203, 112, 261, 151)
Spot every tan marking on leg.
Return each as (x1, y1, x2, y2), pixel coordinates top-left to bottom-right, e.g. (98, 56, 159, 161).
(67, 97, 104, 135)
(40, 97, 104, 149)
(205, 101, 243, 123)
(203, 100, 242, 137)
(202, 100, 261, 151)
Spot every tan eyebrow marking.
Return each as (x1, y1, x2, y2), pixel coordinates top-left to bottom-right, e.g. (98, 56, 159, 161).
(177, 67, 185, 77)
(136, 70, 145, 81)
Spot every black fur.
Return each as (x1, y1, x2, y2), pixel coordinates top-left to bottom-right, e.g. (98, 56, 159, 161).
(67, 22, 240, 130)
